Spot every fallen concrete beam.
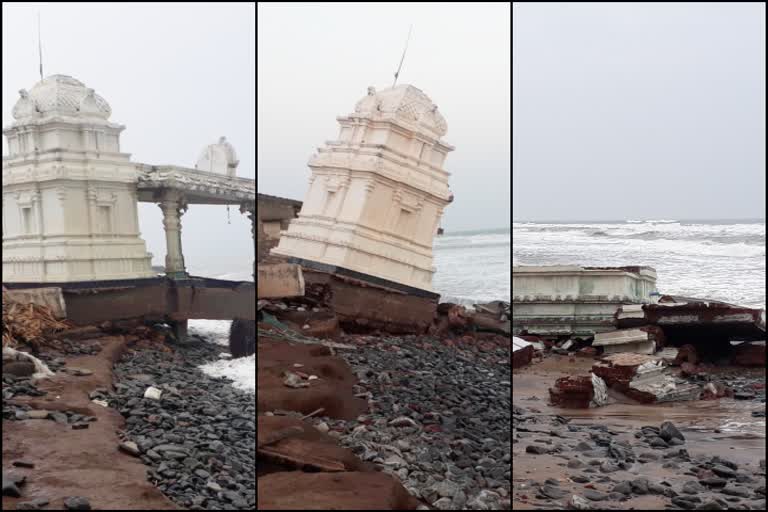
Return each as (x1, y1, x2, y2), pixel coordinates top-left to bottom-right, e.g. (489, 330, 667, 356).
(258, 264, 305, 299)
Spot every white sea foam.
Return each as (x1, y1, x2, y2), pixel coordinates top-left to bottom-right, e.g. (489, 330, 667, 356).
(189, 319, 231, 346)
(189, 319, 256, 394)
(199, 355, 255, 394)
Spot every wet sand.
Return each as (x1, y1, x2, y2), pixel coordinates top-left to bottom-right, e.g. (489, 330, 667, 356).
(2, 336, 179, 510)
(513, 354, 766, 509)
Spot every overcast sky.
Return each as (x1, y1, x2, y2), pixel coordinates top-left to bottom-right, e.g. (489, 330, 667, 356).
(2, 2, 255, 277)
(258, 2, 510, 232)
(513, 2, 766, 222)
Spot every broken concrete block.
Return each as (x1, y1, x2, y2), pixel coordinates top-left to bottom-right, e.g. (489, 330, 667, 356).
(593, 328, 657, 355)
(257, 264, 305, 299)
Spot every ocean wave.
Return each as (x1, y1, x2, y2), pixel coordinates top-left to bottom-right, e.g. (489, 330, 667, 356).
(435, 233, 510, 251)
(639, 239, 766, 258)
(514, 222, 765, 244)
(604, 230, 765, 246)
(626, 219, 678, 224)
(512, 221, 766, 308)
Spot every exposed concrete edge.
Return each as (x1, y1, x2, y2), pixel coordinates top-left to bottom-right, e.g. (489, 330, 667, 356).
(287, 257, 440, 300)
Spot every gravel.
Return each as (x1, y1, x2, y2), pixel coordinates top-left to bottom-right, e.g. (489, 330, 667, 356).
(311, 334, 511, 510)
(110, 336, 255, 510)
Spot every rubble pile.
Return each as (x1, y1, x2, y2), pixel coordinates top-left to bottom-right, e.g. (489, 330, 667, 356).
(257, 268, 512, 509)
(258, 286, 511, 341)
(593, 354, 701, 404)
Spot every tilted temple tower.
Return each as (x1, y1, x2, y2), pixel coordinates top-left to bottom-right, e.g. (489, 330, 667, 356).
(272, 84, 454, 296)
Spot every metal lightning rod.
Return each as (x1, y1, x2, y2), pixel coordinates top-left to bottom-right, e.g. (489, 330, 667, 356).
(38, 12, 44, 80)
(392, 25, 413, 88)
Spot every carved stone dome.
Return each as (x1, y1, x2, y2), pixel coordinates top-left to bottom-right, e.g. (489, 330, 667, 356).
(195, 136, 240, 177)
(353, 84, 448, 137)
(12, 74, 112, 121)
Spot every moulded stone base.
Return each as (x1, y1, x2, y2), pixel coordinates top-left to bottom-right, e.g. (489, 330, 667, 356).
(285, 256, 439, 300)
(2, 257, 154, 283)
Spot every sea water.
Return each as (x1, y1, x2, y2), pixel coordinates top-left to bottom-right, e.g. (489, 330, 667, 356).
(512, 219, 765, 309)
(433, 227, 511, 305)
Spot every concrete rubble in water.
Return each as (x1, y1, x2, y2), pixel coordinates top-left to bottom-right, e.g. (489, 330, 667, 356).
(547, 352, 703, 409)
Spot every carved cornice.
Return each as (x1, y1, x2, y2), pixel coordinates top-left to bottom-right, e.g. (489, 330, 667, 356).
(136, 165, 255, 203)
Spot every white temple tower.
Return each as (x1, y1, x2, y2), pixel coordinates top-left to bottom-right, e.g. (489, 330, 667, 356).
(2, 75, 154, 283)
(272, 84, 454, 294)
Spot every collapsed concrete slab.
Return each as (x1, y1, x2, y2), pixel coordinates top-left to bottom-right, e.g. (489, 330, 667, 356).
(615, 295, 766, 360)
(513, 265, 657, 336)
(617, 295, 766, 340)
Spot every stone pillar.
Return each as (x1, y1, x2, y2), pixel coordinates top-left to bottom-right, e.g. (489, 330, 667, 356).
(241, 202, 256, 280)
(158, 191, 188, 279)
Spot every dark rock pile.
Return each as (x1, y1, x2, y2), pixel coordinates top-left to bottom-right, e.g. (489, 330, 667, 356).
(110, 337, 255, 510)
(313, 334, 511, 510)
